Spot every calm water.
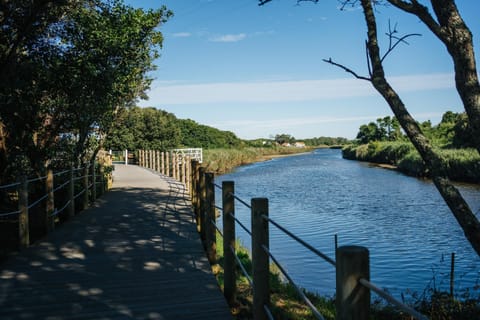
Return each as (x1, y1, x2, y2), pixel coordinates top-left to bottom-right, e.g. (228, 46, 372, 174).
(215, 148, 480, 298)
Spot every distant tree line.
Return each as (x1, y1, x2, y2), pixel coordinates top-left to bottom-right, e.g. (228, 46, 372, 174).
(104, 107, 244, 151)
(355, 112, 474, 148)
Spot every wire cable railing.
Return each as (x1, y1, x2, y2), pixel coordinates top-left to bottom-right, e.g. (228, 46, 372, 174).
(204, 177, 429, 320)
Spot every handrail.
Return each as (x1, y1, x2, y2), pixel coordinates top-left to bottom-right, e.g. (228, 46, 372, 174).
(0, 182, 20, 189)
(231, 244, 253, 286)
(229, 212, 252, 236)
(262, 214, 336, 267)
(207, 176, 428, 320)
(0, 210, 21, 218)
(27, 193, 49, 210)
(262, 244, 325, 320)
(229, 191, 251, 209)
(359, 278, 429, 320)
(27, 175, 48, 183)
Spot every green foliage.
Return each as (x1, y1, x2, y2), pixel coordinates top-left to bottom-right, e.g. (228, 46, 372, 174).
(105, 107, 244, 151)
(0, 0, 171, 181)
(303, 136, 350, 146)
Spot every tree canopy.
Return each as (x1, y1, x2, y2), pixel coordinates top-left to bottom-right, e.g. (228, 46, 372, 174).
(0, 0, 171, 182)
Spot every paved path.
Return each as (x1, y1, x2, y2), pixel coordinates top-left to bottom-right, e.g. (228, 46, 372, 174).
(0, 165, 231, 320)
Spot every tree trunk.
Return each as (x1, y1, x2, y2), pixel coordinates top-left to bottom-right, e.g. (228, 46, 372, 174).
(361, 0, 480, 257)
(387, 0, 480, 155)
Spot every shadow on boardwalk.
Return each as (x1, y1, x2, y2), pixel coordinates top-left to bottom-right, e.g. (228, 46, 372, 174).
(0, 165, 231, 320)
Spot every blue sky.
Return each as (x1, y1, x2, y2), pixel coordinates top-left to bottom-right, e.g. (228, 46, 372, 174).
(126, 0, 479, 140)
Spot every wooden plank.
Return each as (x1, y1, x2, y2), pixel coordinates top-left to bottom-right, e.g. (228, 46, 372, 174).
(0, 165, 231, 320)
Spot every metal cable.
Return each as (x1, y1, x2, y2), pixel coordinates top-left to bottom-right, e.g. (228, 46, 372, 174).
(74, 189, 86, 199)
(214, 183, 222, 190)
(53, 169, 70, 177)
(27, 175, 48, 183)
(359, 278, 428, 320)
(53, 180, 70, 193)
(27, 193, 49, 209)
(0, 182, 20, 189)
(214, 205, 223, 211)
(262, 244, 325, 320)
(212, 220, 223, 237)
(229, 212, 252, 236)
(264, 305, 275, 320)
(231, 245, 253, 286)
(229, 192, 251, 209)
(0, 210, 20, 218)
(263, 215, 336, 267)
(53, 200, 71, 216)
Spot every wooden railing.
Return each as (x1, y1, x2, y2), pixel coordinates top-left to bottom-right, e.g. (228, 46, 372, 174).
(0, 160, 112, 251)
(138, 151, 429, 320)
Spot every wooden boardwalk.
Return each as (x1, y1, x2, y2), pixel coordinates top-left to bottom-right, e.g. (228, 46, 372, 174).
(0, 165, 231, 320)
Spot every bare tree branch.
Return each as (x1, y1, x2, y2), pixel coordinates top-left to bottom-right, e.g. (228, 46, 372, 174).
(322, 58, 372, 81)
(381, 20, 421, 62)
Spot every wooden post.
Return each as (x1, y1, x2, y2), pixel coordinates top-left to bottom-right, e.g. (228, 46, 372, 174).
(198, 167, 206, 238)
(185, 156, 191, 193)
(125, 149, 128, 165)
(140, 150, 144, 167)
(251, 198, 270, 320)
(45, 168, 55, 232)
(182, 156, 187, 186)
(161, 152, 165, 174)
(205, 172, 216, 263)
(156, 150, 160, 172)
(83, 165, 89, 210)
(92, 160, 97, 201)
(191, 160, 199, 210)
(172, 153, 177, 180)
(18, 176, 29, 249)
(68, 165, 75, 218)
(336, 246, 370, 320)
(222, 181, 236, 305)
(166, 151, 170, 176)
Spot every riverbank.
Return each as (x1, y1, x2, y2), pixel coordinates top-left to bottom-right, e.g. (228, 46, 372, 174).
(342, 142, 480, 184)
(202, 146, 317, 174)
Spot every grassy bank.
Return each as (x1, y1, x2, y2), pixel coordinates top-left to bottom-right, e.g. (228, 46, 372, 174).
(203, 146, 316, 174)
(342, 141, 480, 183)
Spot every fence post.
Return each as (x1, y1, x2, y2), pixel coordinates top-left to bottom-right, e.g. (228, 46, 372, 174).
(139, 150, 144, 167)
(251, 198, 270, 320)
(45, 168, 55, 232)
(18, 176, 29, 249)
(222, 181, 236, 305)
(92, 160, 97, 201)
(191, 160, 199, 213)
(205, 172, 216, 263)
(99, 162, 105, 196)
(161, 152, 165, 174)
(336, 245, 370, 320)
(198, 167, 206, 239)
(68, 165, 75, 218)
(125, 149, 128, 165)
(156, 150, 160, 172)
(166, 151, 170, 176)
(83, 165, 89, 210)
(185, 156, 191, 193)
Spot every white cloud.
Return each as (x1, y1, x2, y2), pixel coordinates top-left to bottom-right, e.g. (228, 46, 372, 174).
(142, 73, 455, 106)
(209, 33, 247, 42)
(171, 32, 192, 38)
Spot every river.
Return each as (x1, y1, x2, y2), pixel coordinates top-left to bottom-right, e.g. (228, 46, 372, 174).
(214, 148, 480, 299)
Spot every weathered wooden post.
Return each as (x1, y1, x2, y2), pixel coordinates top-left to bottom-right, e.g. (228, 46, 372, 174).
(205, 172, 216, 263)
(68, 165, 75, 218)
(83, 164, 89, 210)
(185, 156, 191, 192)
(222, 181, 236, 305)
(166, 151, 170, 176)
(92, 160, 97, 201)
(191, 160, 199, 210)
(251, 198, 270, 320)
(336, 246, 370, 320)
(156, 150, 160, 172)
(181, 156, 187, 186)
(198, 167, 206, 238)
(45, 168, 55, 232)
(139, 150, 144, 167)
(161, 152, 165, 174)
(450, 252, 455, 297)
(18, 176, 29, 249)
(124, 150, 128, 165)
